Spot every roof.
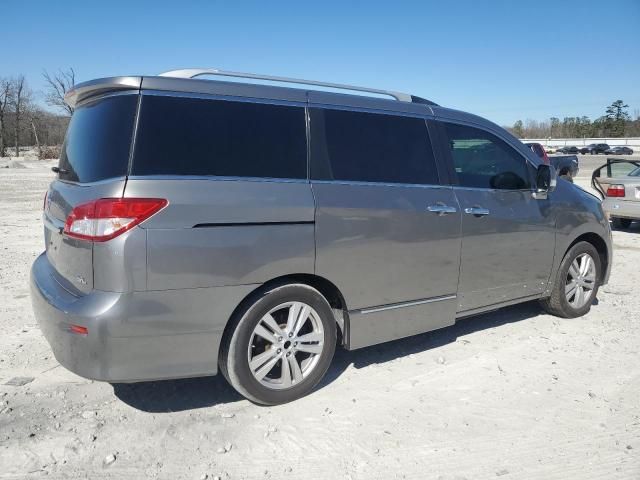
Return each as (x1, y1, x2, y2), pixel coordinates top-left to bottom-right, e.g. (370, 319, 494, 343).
(64, 67, 438, 112)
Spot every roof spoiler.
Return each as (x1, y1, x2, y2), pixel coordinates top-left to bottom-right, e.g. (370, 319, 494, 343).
(64, 76, 142, 109)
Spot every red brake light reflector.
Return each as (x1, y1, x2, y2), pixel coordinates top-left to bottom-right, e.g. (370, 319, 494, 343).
(69, 324, 88, 335)
(63, 198, 168, 242)
(606, 185, 625, 198)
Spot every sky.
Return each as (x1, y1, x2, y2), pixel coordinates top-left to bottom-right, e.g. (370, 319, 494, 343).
(2, 0, 639, 126)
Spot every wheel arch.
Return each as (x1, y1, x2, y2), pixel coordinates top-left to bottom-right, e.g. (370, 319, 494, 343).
(220, 274, 351, 355)
(567, 232, 609, 282)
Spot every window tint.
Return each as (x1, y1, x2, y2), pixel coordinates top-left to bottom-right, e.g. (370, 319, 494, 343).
(310, 108, 438, 185)
(443, 123, 531, 190)
(132, 95, 306, 179)
(58, 94, 137, 183)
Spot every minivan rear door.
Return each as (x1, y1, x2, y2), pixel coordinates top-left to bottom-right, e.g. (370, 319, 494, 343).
(309, 104, 462, 349)
(44, 93, 138, 293)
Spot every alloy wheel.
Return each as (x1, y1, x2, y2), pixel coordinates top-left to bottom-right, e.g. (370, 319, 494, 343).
(247, 302, 324, 390)
(565, 253, 597, 309)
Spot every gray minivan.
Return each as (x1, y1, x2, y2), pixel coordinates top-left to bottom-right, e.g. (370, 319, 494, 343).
(31, 69, 612, 404)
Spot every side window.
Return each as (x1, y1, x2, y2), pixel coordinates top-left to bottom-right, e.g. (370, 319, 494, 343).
(443, 123, 531, 190)
(310, 108, 439, 185)
(132, 95, 307, 179)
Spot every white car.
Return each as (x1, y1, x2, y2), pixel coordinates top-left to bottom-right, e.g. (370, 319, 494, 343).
(592, 159, 640, 229)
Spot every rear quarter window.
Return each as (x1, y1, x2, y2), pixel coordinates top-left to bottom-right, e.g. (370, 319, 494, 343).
(58, 94, 138, 183)
(132, 95, 307, 179)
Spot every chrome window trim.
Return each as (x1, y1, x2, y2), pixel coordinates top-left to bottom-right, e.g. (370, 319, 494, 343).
(452, 185, 534, 193)
(311, 179, 449, 189)
(309, 102, 434, 121)
(126, 174, 309, 184)
(140, 89, 307, 108)
(353, 294, 457, 315)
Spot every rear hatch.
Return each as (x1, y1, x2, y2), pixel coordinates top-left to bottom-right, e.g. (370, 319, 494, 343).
(44, 93, 138, 294)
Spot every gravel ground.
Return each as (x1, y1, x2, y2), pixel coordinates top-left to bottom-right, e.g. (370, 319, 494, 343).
(0, 158, 638, 480)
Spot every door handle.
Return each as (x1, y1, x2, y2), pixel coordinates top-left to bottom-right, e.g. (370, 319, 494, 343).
(427, 204, 458, 216)
(464, 207, 490, 216)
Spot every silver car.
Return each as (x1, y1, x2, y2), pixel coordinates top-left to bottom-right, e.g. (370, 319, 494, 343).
(592, 158, 640, 228)
(31, 68, 612, 404)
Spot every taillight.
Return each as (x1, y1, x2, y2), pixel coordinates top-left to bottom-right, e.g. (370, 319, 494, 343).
(606, 185, 625, 198)
(63, 198, 168, 242)
(542, 150, 550, 165)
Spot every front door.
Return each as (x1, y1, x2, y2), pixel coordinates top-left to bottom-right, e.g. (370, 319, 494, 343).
(309, 106, 462, 349)
(439, 121, 556, 313)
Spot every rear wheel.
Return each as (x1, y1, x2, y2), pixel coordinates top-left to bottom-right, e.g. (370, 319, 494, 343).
(612, 217, 632, 229)
(540, 241, 601, 318)
(219, 283, 337, 405)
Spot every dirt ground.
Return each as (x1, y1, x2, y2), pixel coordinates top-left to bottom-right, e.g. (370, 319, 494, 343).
(0, 157, 638, 480)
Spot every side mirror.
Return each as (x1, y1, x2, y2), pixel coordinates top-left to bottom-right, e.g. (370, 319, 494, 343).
(533, 164, 557, 199)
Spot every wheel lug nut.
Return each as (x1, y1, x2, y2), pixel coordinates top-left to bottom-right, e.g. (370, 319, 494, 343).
(277, 336, 283, 342)
(277, 349, 282, 354)
(293, 342, 298, 347)
(286, 352, 291, 357)
(288, 332, 293, 338)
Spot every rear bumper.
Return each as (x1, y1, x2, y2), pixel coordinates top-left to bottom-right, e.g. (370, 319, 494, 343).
(30, 252, 255, 382)
(602, 198, 640, 220)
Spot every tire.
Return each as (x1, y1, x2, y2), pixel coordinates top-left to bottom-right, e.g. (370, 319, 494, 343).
(612, 217, 632, 229)
(540, 241, 601, 318)
(590, 150, 597, 155)
(219, 282, 337, 405)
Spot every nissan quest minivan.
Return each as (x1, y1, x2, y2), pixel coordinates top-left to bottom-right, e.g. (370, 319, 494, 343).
(31, 69, 612, 404)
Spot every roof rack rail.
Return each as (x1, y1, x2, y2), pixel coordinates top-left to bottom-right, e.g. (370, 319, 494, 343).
(158, 68, 437, 105)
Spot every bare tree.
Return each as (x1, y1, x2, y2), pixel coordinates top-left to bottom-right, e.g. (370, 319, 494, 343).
(11, 76, 28, 156)
(0, 78, 13, 157)
(43, 68, 75, 115)
(28, 107, 42, 158)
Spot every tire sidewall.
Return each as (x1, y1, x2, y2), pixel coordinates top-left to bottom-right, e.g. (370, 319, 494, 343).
(224, 284, 337, 405)
(556, 242, 601, 317)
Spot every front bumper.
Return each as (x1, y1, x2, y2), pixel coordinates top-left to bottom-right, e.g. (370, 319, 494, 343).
(602, 198, 640, 221)
(30, 252, 255, 382)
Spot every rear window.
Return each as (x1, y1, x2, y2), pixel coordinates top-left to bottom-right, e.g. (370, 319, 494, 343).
(310, 108, 439, 185)
(132, 95, 307, 179)
(58, 94, 137, 183)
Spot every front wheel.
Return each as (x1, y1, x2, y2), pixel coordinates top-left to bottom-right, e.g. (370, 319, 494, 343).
(540, 241, 601, 318)
(219, 283, 337, 405)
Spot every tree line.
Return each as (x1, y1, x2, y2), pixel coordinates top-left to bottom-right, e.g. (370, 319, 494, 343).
(0, 69, 74, 158)
(506, 100, 640, 139)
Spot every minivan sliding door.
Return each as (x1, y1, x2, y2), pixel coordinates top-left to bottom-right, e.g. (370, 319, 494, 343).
(309, 107, 462, 349)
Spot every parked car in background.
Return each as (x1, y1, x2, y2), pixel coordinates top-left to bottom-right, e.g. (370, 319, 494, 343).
(592, 158, 640, 229)
(549, 155, 580, 180)
(527, 142, 579, 180)
(604, 146, 634, 155)
(525, 142, 549, 163)
(579, 143, 610, 155)
(557, 146, 579, 154)
(545, 145, 558, 154)
(31, 68, 612, 404)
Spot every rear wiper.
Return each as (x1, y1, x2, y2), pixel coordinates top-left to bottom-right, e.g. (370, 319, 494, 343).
(51, 166, 68, 174)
